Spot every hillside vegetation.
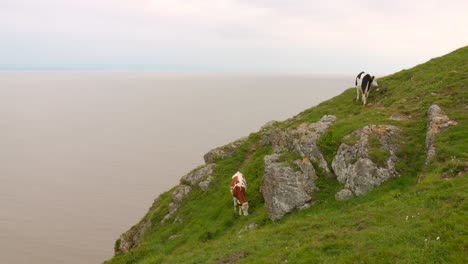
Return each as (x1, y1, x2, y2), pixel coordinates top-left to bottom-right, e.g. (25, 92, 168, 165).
(106, 46, 467, 264)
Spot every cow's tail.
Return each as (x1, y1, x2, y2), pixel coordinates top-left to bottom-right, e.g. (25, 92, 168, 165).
(356, 71, 365, 86)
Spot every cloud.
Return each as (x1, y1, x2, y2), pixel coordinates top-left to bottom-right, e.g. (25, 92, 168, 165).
(1, 0, 467, 73)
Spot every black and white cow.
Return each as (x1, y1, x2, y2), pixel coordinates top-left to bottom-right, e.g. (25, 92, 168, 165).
(355, 72, 378, 105)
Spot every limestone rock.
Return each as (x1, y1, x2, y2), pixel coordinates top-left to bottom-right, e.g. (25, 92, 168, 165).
(335, 189, 354, 201)
(260, 115, 336, 176)
(260, 154, 318, 221)
(173, 185, 192, 203)
(238, 223, 258, 234)
(181, 163, 216, 186)
(204, 137, 248, 163)
(198, 180, 211, 191)
(115, 197, 162, 255)
(425, 105, 458, 165)
(389, 114, 412, 121)
(260, 120, 279, 131)
(332, 125, 401, 199)
(116, 218, 151, 254)
(169, 234, 182, 240)
(161, 185, 192, 223)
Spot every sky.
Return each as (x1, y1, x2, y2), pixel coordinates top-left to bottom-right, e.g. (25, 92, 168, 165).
(1, 0, 467, 74)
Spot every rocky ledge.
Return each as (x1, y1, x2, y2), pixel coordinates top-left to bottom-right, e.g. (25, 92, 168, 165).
(425, 104, 458, 165)
(332, 125, 401, 200)
(260, 115, 336, 220)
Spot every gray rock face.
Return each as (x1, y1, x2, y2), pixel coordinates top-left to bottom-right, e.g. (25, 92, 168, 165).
(335, 189, 354, 201)
(332, 125, 401, 199)
(161, 185, 192, 223)
(172, 185, 192, 203)
(116, 217, 151, 254)
(389, 114, 412, 121)
(425, 105, 458, 165)
(115, 197, 162, 255)
(203, 137, 248, 163)
(261, 115, 336, 176)
(260, 154, 318, 221)
(181, 163, 216, 187)
(161, 164, 217, 224)
(116, 163, 217, 254)
(238, 223, 258, 234)
(198, 180, 211, 191)
(259, 115, 336, 221)
(260, 120, 279, 131)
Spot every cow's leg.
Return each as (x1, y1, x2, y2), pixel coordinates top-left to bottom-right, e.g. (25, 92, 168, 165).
(239, 206, 243, 215)
(355, 86, 359, 101)
(363, 90, 369, 105)
(233, 198, 238, 212)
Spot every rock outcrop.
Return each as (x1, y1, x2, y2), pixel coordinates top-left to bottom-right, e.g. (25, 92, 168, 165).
(260, 154, 318, 221)
(181, 163, 216, 190)
(425, 105, 458, 165)
(161, 185, 192, 223)
(389, 114, 412, 121)
(238, 223, 258, 234)
(204, 137, 248, 163)
(260, 115, 335, 220)
(161, 164, 216, 223)
(115, 197, 162, 255)
(260, 115, 336, 176)
(332, 125, 401, 200)
(259, 120, 279, 131)
(116, 215, 151, 255)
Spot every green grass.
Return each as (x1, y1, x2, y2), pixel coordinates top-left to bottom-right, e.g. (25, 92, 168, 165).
(367, 135, 391, 167)
(278, 152, 303, 171)
(106, 46, 468, 264)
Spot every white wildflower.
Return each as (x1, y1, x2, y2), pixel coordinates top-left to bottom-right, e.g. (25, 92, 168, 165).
(425, 238, 428, 242)
(436, 237, 440, 240)
(405, 216, 409, 221)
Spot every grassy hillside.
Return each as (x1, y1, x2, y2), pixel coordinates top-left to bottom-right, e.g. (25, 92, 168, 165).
(106, 46, 467, 264)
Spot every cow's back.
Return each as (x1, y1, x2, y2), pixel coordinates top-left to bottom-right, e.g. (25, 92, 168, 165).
(356, 71, 366, 86)
(230, 175, 247, 205)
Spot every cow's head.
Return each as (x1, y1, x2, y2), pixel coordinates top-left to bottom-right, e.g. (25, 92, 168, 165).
(241, 202, 249, 216)
(371, 76, 379, 87)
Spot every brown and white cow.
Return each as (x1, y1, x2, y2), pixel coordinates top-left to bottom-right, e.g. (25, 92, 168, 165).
(230, 171, 249, 216)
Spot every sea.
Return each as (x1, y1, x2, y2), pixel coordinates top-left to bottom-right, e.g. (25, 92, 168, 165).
(0, 72, 351, 263)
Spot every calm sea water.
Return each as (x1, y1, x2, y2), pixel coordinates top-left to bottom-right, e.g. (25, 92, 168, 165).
(0, 72, 351, 263)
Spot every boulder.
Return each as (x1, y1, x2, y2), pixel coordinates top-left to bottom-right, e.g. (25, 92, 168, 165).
(161, 185, 192, 223)
(425, 105, 458, 165)
(260, 115, 336, 176)
(335, 189, 354, 201)
(238, 223, 258, 234)
(389, 114, 412, 121)
(260, 154, 318, 221)
(260, 120, 279, 131)
(116, 217, 151, 254)
(204, 137, 248, 163)
(180, 163, 216, 186)
(115, 197, 162, 255)
(161, 163, 217, 224)
(198, 180, 211, 191)
(332, 125, 401, 199)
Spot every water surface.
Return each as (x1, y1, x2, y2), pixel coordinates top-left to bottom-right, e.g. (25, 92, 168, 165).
(0, 72, 351, 263)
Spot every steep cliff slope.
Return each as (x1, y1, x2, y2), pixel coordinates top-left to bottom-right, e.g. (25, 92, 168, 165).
(106, 46, 467, 263)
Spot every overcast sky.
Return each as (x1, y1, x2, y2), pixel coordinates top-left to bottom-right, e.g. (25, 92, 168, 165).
(1, 0, 467, 74)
